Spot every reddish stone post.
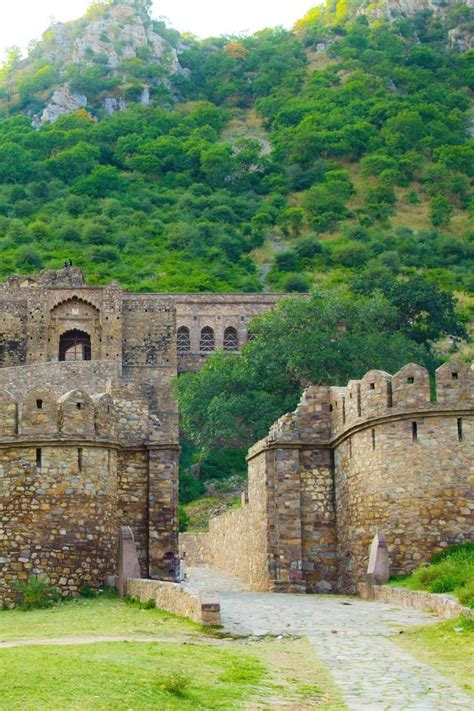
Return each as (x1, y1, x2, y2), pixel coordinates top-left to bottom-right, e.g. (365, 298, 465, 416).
(118, 526, 141, 597)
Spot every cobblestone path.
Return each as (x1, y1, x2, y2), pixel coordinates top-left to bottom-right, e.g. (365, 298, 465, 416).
(185, 567, 472, 711)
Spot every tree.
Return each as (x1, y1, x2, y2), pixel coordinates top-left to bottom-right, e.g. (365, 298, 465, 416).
(0, 143, 32, 183)
(47, 143, 100, 182)
(280, 207, 305, 238)
(175, 289, 424, 453)
(386, 276, 466, 345)
(430, 195, 453, 227)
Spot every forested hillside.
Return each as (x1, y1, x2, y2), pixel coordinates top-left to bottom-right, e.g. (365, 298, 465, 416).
(0, 0, 471, 295)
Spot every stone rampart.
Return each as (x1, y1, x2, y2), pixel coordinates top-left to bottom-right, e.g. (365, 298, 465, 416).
(199, 361, 473, 594)
(0, 442, 119, 607)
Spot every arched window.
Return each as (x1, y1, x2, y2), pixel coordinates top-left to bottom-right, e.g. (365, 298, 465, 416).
(223, 327, 238, 352)
(200, 327, 215, 354)
(177, 326, 191, 355)
(59, 329, 91, 362)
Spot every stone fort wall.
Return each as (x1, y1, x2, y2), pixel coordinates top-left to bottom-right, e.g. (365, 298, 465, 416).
(181, 360, 473, 594)
(0, 268, 281, 606)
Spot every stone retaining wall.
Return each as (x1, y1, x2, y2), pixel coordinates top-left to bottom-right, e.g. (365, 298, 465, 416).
(127, 578, 221, 626)
(359, 583, 473, 619)
(179, 533, 209, 566)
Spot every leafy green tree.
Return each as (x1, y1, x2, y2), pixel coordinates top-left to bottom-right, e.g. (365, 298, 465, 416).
(0, 143, 32, 183)
(47, 143, 100, 182)
(430, 195, 453, 227)
(175, 289, 424, 452)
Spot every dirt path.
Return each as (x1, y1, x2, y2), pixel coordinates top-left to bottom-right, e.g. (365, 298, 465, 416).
(0, 634, 198, 649)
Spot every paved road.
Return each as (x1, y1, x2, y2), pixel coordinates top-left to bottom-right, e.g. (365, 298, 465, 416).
(185, 567, 472, 711)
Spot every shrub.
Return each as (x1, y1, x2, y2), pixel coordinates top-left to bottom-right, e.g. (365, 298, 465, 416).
(332, 241, 370, 268)
(179, 505, 189, 532)
(79, 582, 96, 598)
(295, 236, 323, 259)
(15, 246, 44, 271)
(398, 543, 474, 606)
(430, 195, 453, 227)
(283, 274, 310, 292)
(15, 575, 61, 610)
(457, 580, 474, 609)
(155, 672, 190, 697)
(275, 250, 299, 272)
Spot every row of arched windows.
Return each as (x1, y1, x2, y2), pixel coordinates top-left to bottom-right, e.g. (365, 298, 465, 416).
(177, 326, 239, 355)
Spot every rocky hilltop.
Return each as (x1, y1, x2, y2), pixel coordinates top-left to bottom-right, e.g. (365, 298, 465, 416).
(1, 0, 185, 125)
(302, 0, 473, 50)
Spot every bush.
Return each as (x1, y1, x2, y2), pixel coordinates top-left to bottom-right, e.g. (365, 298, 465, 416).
(295, 236, 323, 259)
(155, 672, 190, 697)
(179, 505, 189, 532)
(332, 241, 370, 268)
(398, 542, 474, 606)
(15, 575, 61, 610)
(79, 582, 96, 598)
(457, 580, 474, 609)
(15, 246, 44, 271)
(275, 250, 299, 272)
(283, 273, 310, 292)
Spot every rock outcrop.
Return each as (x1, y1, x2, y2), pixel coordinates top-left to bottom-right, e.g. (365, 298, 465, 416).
(28, 1, 184, 125)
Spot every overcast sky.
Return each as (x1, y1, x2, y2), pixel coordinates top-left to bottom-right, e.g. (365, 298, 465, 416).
(0, 1, 318, 58)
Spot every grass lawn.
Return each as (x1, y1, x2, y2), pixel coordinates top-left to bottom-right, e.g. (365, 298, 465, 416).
(0, 596, 345, 710)
(394, 616, 474, 699)
(0, 594, 199, 642)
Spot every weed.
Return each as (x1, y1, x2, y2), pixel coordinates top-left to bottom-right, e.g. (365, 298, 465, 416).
(79, 583, 96, 598)
(15, 575, 61, 611)
(155, 671, 190, 697)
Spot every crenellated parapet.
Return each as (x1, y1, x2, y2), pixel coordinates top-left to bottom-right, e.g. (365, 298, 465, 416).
(253, 361, 473, 454)
(217, 359, 474, 596)
(0, 361, 173, 449)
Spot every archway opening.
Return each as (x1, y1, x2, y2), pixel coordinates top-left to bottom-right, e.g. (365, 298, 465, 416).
(59, 329, 92, 362)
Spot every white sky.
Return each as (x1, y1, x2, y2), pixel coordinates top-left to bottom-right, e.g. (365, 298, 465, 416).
(0, 1, 319, 58)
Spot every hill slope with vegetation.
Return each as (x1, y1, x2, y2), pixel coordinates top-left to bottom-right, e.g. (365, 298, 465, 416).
(0, 0, 471, 295)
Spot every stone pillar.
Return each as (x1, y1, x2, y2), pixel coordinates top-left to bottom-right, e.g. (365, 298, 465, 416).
(148, 446, 180, 581)
(267, 447, 306, 593)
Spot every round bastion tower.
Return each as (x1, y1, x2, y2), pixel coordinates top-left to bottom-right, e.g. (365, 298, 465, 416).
(0, 386, 119, 606)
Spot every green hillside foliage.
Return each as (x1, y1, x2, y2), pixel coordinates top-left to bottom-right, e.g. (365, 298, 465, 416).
(0, 1, 471, 295)
(0, 104, 273, 291)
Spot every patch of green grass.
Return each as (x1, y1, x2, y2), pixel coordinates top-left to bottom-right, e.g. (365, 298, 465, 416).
(0, 599, 344, 710)
(0, 594, 199, 642)
(395, 616, 474, 698)
(389, 543, 474, 607)
(0, 641, 267, 710)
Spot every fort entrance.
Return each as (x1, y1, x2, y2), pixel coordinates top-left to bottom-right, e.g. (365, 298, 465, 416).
(59, 329, 92, 361)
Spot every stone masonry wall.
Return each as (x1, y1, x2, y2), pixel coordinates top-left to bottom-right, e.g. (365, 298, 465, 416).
(335, 412, 474, 593)
(179, 532, 209, 566)
(181, 453, 270, 592)
(198, 360, 473, 595)
(0, 444, 118, 607)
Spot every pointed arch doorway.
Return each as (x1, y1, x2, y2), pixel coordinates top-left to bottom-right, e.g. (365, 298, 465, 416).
(59, 329, 92, 362)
